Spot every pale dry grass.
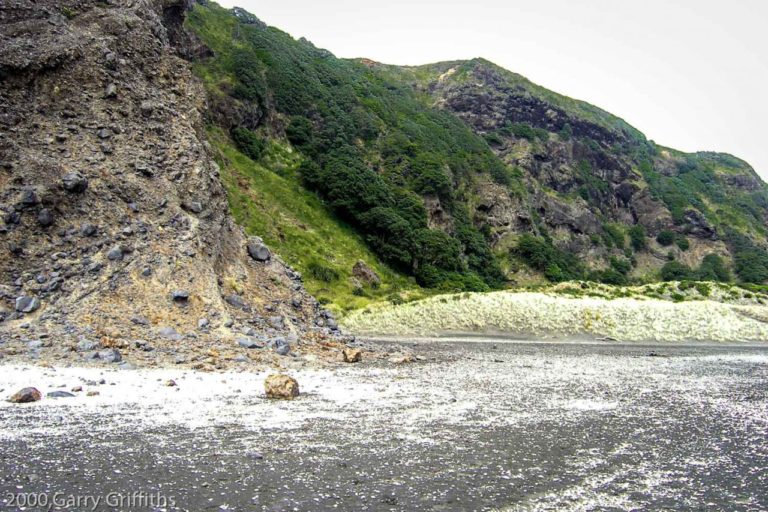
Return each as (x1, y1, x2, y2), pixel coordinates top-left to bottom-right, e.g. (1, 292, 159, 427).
(342, 290, 768, 342)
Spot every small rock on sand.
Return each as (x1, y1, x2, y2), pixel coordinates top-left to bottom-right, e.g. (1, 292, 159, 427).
(47, 391, 75, 398)
(264, 374, 299, 400)
(389, 354, 415, 364)
(342, 348, 362, 363)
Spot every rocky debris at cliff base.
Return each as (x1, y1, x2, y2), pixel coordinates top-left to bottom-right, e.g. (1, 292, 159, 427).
(0, 324, 387, 372)
(97, 349, 122, 363)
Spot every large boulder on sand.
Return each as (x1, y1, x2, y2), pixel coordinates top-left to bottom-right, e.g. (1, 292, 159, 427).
(8, 387, 42, 403)
(264, 374, 299, 400)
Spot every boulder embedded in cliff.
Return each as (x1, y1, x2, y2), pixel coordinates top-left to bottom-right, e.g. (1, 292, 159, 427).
(37, 209, 54, 227)
(15, 296, 40, 313)
(247, 239, 271, 262)
(352, 261, 381, 286)
(62, 172, 88, 193)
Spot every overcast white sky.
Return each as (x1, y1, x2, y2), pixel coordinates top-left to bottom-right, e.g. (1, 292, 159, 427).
(215, 0, 768, 180)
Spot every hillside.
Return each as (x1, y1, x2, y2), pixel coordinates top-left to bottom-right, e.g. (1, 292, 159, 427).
(390, 59, 768, 283)
(187, 4, 519, 296)
(2, 0, 767, 355)
(185, 2, 768, 298)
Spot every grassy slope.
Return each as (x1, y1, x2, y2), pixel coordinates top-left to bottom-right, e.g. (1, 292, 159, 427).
(187, 5, 425, 311)
(208, 128, 422, 312)
(342, 281, 768, 341)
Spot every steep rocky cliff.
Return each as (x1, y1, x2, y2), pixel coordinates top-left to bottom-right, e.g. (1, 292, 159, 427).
(0, 0, 338, 365)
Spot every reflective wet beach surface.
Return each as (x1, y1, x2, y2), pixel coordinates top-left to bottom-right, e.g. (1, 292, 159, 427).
(1, 340, 766, 511)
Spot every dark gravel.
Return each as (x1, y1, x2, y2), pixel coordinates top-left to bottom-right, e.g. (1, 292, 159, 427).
(1, 340, 766, 511)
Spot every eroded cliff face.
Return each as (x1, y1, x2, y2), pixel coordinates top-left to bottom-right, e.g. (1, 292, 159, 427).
(0, 0, 335, 362)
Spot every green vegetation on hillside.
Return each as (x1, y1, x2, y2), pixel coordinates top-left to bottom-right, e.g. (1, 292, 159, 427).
(729, 231, 768, 283)
(187, 2, 768, 292)
(660, 254, 730, 283)
(639, 152, 768, 237)
(380, 59, 648, 143)
(208, 128, 421, 311)
(188, 3, 512, 291)
(398, 58, 768, 286)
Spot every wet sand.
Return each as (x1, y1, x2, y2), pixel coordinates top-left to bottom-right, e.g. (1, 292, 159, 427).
(1, 339, 767, 511)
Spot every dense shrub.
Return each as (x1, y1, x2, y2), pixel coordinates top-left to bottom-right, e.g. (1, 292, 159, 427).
(514, 234, 583, 282)
(695, 282, 712, 297)
(603, 224, 625, 249)
(676, 236, 690, 251)
(660, 254, 731, 283)
(661, 261, 693, 281)
(231, 127, 265, 161)
(628, 225, 647, 251)
(413, 229, 463, 272)
(286, 116, 313, 147)
(499, 122, 549, 142)
(656, 230, 675, 246)
(411, 153, 452, 200)
(696, 254, 730, 282)
(729, 232, 768, 283)
(231, 49, 267, 103)
(484, 132, 504, 147)
(359, 207, 416, 269)
(610, 256, 632, 275)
